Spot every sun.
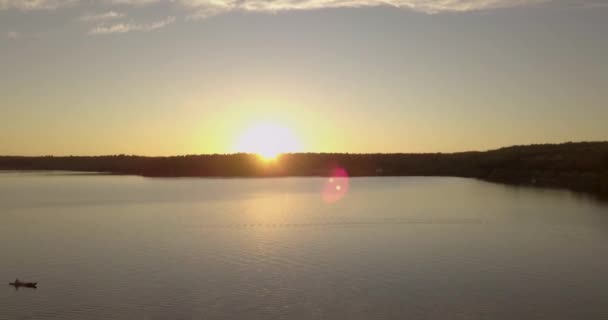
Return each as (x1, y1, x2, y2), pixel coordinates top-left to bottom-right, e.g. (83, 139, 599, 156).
(234, 122, 302, 160)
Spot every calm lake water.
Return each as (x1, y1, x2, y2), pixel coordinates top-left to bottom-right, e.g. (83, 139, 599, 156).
(1, 172, 608, 319)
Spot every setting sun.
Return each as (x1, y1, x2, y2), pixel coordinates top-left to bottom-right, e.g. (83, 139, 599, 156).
(234, 122, 303, 160)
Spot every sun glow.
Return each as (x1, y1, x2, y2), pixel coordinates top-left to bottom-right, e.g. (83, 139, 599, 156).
(234, 122, 302, 160)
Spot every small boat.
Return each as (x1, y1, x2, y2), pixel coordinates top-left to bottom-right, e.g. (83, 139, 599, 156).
(9, 279, 37, 288)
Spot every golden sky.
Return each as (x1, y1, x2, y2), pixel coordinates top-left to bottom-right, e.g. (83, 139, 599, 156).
(1, 1, 607, 155)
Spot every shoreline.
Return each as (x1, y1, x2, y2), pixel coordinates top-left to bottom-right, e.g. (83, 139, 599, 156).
(2, 141, 607, 199)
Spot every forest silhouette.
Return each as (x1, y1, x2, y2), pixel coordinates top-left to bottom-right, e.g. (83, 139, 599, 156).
(2, 142, 607, 197)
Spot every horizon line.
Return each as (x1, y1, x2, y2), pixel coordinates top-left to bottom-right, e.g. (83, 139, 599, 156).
(2, 140, 605, 158)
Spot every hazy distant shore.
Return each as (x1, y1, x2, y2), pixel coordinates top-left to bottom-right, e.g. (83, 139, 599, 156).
(2, 142, 607, 198)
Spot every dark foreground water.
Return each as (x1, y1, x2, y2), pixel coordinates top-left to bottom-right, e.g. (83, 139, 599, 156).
(1, 172, 607, 319)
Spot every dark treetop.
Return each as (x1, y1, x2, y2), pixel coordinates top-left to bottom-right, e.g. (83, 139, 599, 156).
(1, 142, 607, 197)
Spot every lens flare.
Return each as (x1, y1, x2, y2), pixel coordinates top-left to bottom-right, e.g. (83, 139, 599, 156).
(322, 167, 349, 203)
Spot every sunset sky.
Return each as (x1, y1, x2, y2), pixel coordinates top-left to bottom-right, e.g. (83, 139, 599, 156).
(1, 0, 607, 156)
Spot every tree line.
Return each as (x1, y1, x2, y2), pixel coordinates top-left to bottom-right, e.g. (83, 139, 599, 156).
(1, 141, 607, 196)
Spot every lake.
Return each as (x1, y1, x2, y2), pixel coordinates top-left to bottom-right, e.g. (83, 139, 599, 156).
(1, 172, 607, 319)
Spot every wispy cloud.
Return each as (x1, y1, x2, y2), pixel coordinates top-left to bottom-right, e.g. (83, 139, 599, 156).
(2, 0, 605, 15)
(80, 11, 125, 21)
(6, 31, 20, 39)
(0, 0, 78, 11)
(181, 0, 238, 19)
(162, 0, 553, 17)
(3, 0, 604, 37)
(88, 15, 175, 35)
(107, 0, 161, 5)
(564, 0, 608, 9)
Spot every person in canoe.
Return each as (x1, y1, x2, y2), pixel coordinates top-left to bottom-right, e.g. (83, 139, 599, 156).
(9, 279, 37, 288)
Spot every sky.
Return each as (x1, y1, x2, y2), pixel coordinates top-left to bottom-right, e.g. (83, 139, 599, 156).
(1, 0, 607, 156)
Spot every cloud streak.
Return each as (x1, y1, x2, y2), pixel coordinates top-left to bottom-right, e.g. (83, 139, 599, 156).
(3, 0, 605, 15)
(0, 0, 77, 11)
(3, 0, 603, 37)
(88, 15, 175, 35)
(6, 31, 20, 39)
(108, 0, 159, 4)
(170, 0, 552, 17)
(80, 11, 124, 21)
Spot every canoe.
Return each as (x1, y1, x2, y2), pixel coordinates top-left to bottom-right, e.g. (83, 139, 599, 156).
(9, 280, 37, 288)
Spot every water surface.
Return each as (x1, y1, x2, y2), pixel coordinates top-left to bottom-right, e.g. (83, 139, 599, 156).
(1, 172, 607, 319)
